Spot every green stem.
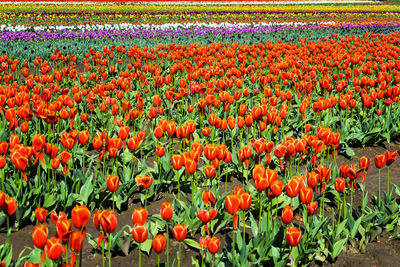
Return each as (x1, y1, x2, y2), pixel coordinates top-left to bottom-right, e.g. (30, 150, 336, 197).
(242, 210, 246, 242)
(112, 192, 115, 211)
(378, 168, 381, 207)
(232, 228, 235, 266)
(350, 183, 353, 217)
(102, 238, 105, 267)
(362, 182, 365, 216)
(108, 234, 112, 267)
(157, 254, 160, 267)
(139, 243, 142, 267)
(258, 192, 262, 233)
(166, 223, 169, 267)
(145, 189, 148, 210)
(178, 242, 181, 267)
(387, 167, 390, 198)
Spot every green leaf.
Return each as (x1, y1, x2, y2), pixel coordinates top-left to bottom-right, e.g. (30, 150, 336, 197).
(345, 146, 355, 157)
(184, 238, 201, 251)
(140, 239, 152, 255)
(43, 194, 55, 208)
(27, 248, 42, 263)
(350, 217, 362, 239)
(332, 238, 347, 258)
(80, 174, 93, 205)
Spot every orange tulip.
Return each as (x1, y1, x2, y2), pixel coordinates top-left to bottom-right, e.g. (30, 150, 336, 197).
(281, 205, 293, 224)
(132, 225, 148, 243)
(286, 227, 302, 247)
(132, 208, 148, 226)
(106, 174, 120, 192)
(224, 194, 240, 215)
(34, 207, 47, 223)
(136, 174, 153, 189)
(32, 224, 48, 249)
(152, 234, 166, 254)
(173, 224, 187, 242)
(160, 202, 173, 221)
(46, 237, 63, 261)
(71, 204, 91, 229)
(207, 237, 220, 254)
(2, 197, 17, 216)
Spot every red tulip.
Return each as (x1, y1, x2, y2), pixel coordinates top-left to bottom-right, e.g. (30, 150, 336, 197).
(79, 130, 90, 146)
(32, 224, 48, 249)
(160, 202, 173, 221)
(307, 172, 319, 188)
(269, 180, 284, 197)
(299, 186, 313, 204)
(3, 197, 17, 216)
(156, 145, 165, 157)
(132, 208, 148, 226)
(285, 179, 301, 198)
(335, 177, 346, 192)
(173, 224, 187, 242)
(34, 207, 47, 223)
(172, 155, 183, 170)
(106, 174, 119, 192)
(205, 165, 216, 179)
(71, 204, 91, 229)
(359, 156, 371, 172)
(307, 201, 318, 215)
(374, 154, 386, 168)
(239, 192, 252, 210)
(136, 174, 153, 189)
(196, 209, 217, 224)
(56, 219, 72, 243)
(46, 237, 63, 261)
(224, 194, 240, 214)
(286, 227, 302, 247)
(99, 210, 117, 233)
(281, 205, 293, 224)
(132, 225, 148, 243)
(152, 234, 166, 254)
(385, 150, 397, 166)
(207, 237, 220, 254)
(202, 190, 216, 206)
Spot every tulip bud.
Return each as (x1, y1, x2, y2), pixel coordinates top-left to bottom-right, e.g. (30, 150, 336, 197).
(173, 224, 187, 242)
(286, 227, 302, 247)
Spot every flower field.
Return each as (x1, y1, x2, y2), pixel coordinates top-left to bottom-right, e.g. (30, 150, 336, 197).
(1, 2, 400, 266)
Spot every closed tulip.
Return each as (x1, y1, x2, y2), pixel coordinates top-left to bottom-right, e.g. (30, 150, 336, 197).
(71, 204, 90, 229)
(3, 197, 17, 216)
(34, 207, 47, 223)
(307, 201, 318, 215)
(106, 174, 119, 192)
(286, 227, 302, 247)
(207, 237, 220, 254)
(173, 224, 187, 242)
(32, 224, 48, 249)
(99, 210, 117, 233)
(132, 208, 148, 226)
(335, 177, 346, 192)
(46, 237, 63, 261)
(152, 234, 166, 254)
(299, 186, 313, 204)
(224, 194, 240, 215)
(239, 192, 252, 210)
(281, 205, 293, 224)
(132, 225, 148, 243)
(374, 154, 386, 168)
(160, 202, 173, 221)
